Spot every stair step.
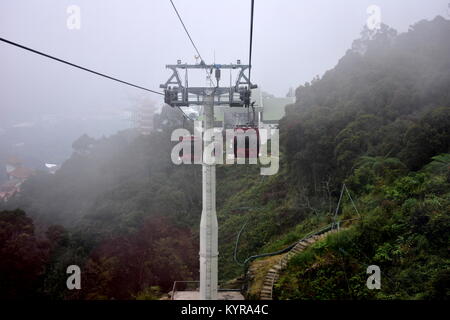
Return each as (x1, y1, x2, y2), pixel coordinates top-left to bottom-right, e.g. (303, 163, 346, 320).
(256, 228, 345, 301)
(273, 264, 282, 270)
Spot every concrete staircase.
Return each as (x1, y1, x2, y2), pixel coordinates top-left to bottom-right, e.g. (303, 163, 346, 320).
(258, 229, 336, 300)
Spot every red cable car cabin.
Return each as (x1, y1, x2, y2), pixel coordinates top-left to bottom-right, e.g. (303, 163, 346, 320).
(179, 135, 202, 163)
(233, 126, 260, 159)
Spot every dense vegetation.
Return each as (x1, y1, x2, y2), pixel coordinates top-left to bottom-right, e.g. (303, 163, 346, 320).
(275, 154, 450, 299)
(1, 107, 202, 299)
(1, 16, 449, 299)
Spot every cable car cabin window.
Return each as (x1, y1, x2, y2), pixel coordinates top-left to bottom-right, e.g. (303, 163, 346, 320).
(233, 127, 260, 159)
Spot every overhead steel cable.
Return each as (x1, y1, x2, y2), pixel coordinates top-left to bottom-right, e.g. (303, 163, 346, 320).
(248, 0, 255, 83)
(168, 0, 216, 88)
(169, 0, 204, 64)
(0, 37, 197, 122)
(177, 106, 195, 121)
(0, 36, 163, 96)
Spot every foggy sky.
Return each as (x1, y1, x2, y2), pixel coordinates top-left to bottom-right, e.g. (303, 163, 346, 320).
(0, 0, 448, 126)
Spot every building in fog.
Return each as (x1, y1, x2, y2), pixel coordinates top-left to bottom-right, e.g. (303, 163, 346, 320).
(45, 163, 60, 174)
(258, 90, 295, 129)
(0, 180, 21, 202)
(216, 88, 295, 129)
(130, 102, 157, 136)
(6, 156, 22, 176)
(8, 166, 34, 182)
(0, 156, 35, 202)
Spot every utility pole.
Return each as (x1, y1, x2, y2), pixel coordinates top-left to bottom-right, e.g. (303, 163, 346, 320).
(199, 91, 218, 299)
(161, 62, 256, 300)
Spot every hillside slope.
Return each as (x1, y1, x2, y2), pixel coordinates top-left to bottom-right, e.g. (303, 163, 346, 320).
(1, 16, 449, 299)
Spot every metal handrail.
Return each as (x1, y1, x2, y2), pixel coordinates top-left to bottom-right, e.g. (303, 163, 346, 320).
(264, 226, 337, 300)
(242, 223, 335, 266)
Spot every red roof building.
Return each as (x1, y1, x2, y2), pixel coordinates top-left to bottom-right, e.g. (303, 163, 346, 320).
(8, 167, 34, 180)
(0, 180, 21, 202)
(7, 156, 22, 166)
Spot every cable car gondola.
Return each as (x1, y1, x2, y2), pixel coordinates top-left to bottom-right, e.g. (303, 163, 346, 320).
(233, 102, 260, 160)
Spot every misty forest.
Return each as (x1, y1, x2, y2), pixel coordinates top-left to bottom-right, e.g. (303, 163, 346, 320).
(0, 3, 449, 301)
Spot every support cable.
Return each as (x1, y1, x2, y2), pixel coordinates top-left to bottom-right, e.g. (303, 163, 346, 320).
(0, 37, 163, 96)
(0, 37, 197, 123)
(176, 106, 195, 121)
(168, 0, 216, 88)
(248, 0, 255, 83)
(169, 0, 204, 64)
(332, 184, 405, 295)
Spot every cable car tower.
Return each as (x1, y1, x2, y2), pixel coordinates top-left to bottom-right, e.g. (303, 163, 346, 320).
(161, 61, 257, 300)
(161, 61, 256, 108)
